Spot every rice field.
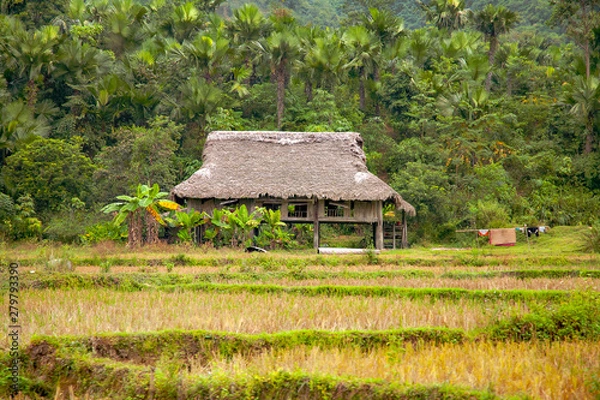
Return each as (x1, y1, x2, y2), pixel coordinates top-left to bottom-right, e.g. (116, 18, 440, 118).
(196, 341, 600, 400)
(1, 229, 600, 399)
(0, 289, 530, 346)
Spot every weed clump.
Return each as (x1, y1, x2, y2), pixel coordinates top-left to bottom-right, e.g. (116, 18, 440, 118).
(581, 222, 600, 253)
(487, 292, 600, 341)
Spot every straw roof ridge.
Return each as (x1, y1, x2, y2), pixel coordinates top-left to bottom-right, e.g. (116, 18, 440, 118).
(172, 131, 415, 215)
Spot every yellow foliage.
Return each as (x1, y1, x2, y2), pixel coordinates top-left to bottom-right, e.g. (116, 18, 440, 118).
(157, 200, 180, 211)
(146, 205, 165, 225)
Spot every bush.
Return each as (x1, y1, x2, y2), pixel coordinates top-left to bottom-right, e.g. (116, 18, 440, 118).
(45, 202, 99, 243)
(468, 200, 511, 229)
(80, 221, 127, 244)
(487, 292, 600, 341)
(581, 222, 600, 253)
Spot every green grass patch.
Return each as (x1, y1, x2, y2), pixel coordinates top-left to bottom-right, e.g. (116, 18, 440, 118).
(160, 282, 572, 302)
(31, 327, 467, 366)
(440, 269, 600, 279)
(5, 270, 438, 292)
(486, 292, 600, 341)
(11, 347, 505, 400)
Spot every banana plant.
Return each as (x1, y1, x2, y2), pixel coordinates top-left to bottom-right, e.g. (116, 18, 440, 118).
(203, 208, 231, 247)
(257, 208, 293, 249)
(174, 208, 206, 243)
(226, 204, 263, 247)
(102, 183, 179, 246)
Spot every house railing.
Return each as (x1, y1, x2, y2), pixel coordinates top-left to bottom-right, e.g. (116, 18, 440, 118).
(326, 208, 344, 217)
(289, 209, 308, 218)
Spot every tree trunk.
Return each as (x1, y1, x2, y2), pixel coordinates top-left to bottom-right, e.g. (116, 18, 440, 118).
(485, 36, 498, 92)
(26, 79, 38, 108)
(359, 67, 366, 111)
(374, 65, 380, 115)
(127, 210, 143, 247)
(275, 62, 286, 130)
(585, 115, 594, 154)
(145, 211, 160, 245)
(305, 80, 313, 102)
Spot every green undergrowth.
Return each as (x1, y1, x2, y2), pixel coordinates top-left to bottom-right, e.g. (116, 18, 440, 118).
(3, 267, 599, 292)
(32, 328, 468, 366)
(440, 269, 600, 279)
(9, 350, 507, 400)
(486, 292, 600, 341)
(159, 282, 571, 302)
(4, 294, 599, 399)
(6, 251, 600, 271)
(2, 270, 436, 291)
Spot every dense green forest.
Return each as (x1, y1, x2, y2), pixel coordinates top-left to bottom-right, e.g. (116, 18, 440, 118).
(0, 0, 599, 245)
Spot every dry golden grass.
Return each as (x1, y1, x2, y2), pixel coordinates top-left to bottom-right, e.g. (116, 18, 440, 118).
(71, 264, 600, 274)
(0, 289, 527, 346)
(264, 277, 600, 290)
(196, 341, 600, 400)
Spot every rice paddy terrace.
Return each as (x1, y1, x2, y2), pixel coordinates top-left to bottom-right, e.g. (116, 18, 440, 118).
(1, 227, 599, 399)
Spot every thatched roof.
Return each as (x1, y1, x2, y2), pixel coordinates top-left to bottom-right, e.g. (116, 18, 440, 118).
(172, 131, 415, 215)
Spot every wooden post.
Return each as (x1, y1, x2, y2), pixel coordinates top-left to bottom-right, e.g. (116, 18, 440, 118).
(401, 210, 408, 249)
(375, 201, 384, 250)
(392, 223, 396, 250)
(313, 199, 320, 250)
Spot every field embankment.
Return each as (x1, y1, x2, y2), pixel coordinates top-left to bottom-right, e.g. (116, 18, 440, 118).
(1, 227, 600, 399)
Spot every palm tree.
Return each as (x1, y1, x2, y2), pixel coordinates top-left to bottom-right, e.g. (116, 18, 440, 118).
(472, 4, 518, 91)
(549, 0, 600, 79)
(174, 31, 230, 82)
(254, 31, 300, 129)
(53, 41, 113, 86)
(408, 28, 435, 67)
(227, 4, 271, 84)
(419, 0, 471, 33)
(166, 2, 204, 42)
(229, 4, 270, 44)
(99, 0, 149, 58)
(0, 22, 61, 107)
(0, 100, 51, 160)
(343, 25, 381, 111)
(361, 7, 404, 47)
(306, 33, 347, 92)
(178, 76, 223, 126)
(565, 75, 600, 154)
(437, 81, 489, 121)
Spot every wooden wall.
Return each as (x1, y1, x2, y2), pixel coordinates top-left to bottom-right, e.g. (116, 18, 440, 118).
(186, 197, 379, 224)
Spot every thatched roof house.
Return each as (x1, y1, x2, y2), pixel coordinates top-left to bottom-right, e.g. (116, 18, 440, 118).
(172, 131, 414, 249)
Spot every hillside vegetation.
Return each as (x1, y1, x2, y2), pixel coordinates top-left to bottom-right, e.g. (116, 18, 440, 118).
(0, 0, 599, 246)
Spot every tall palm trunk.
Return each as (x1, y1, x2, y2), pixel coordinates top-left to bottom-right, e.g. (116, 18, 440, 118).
(359, 66, 366, 111)
(305, 80, 313, 102)
(485, 36, 498, 92)
(275, 61, 286, 130)
(26, 79, 38, 107)
(585, 114, 594, 154)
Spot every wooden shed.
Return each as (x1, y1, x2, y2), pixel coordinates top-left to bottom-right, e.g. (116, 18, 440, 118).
(171, 131, 415, 250)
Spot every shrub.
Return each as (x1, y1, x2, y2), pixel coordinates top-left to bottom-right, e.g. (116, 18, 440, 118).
(487, 292, 600, 341)
(581, 222, 600, 253)
(80, 221, 127, 244)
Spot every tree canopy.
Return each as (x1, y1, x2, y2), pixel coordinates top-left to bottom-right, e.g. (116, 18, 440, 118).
(1, 0, 600, 243)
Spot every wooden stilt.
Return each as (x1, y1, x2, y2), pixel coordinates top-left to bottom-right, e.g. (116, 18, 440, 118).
(375, 201, 384, 250)
(401, 210, 408, 249)
(313, 199, 320, 249)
